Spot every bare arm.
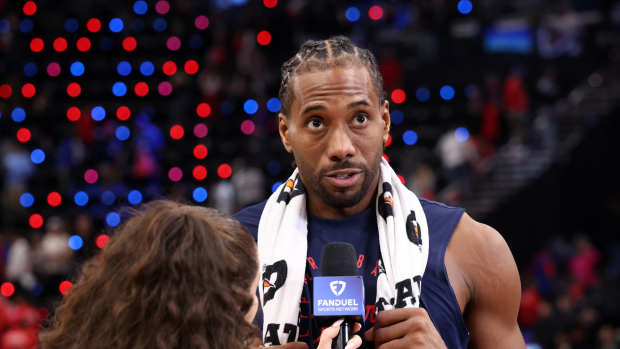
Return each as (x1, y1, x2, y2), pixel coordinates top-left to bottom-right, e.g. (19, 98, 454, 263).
(451, 214, 525, 349)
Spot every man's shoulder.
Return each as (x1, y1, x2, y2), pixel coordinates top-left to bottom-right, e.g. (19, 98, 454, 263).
(233, 200, 267, 239)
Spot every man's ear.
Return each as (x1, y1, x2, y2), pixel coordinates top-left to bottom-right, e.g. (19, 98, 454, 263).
(381, 99, 391, 145)
(278, 113, 293, 153)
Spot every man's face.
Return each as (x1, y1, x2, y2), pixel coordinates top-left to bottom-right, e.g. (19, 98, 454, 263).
(278, 65, 390, 218)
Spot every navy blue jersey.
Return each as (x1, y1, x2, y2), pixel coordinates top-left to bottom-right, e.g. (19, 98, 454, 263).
(234, 198, 469, 348)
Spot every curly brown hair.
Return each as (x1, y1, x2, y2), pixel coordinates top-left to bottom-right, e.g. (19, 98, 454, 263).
(39, 200, 259, 349)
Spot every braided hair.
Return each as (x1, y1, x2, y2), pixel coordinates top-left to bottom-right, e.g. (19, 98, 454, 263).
(278, 36, 386, 116)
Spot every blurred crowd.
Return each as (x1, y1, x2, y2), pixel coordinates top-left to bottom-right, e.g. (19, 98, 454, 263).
(1, 0, 620, 347)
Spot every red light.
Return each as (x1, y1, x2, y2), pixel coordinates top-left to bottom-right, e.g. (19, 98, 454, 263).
(53, 37, 68, 52)
(257, 30, 272, 46)
(17, 128, 32, 143)
(21, 83, 36, 98)
(162, 61, 177, 76)
(196, 103, 211, 118)
(30, 38, 44, 52)
(217, 164, 232, 179)
(166, 36, 181, 51)
(155, 0, 170, 14)
(240, 119, 256, 135)
(59, 281, 72, 295)
(0, 84, 12, 98)
(116, 106, 131, 121)
(96, 234, 110, 249)
(382, 153, 390, 162)
(184, 60, 199, 75)
(87, 18, 101, 33)
(169, 124, 184, 140)
(397, 175, 405, 184)
(193, 123, 208, 138)
(391, 89, 406, 104)
(29, 214, 44, 229)
(385, 134, 392, 147)
(158, 81, 172, 96)
(168, 167, 183, 182)
(47, 62, 61, 77)
(23, 1, 37, 15)
(84, 169, 98, 184)
(122, 36, 137, 51)
(66, 107, 81, 122)
(1, 282, 15, 297)
(134, 82, 149, 97)
(369, 5, 384, 20)
(193, 165, 207, 180)
(67, 82, 82, 97)
(193, 144, 208, 159)
(76, 37, 91, 52)
(194, 15, 209, 30)
(263, 0, 277, 8)
(47, 192, 62, 207)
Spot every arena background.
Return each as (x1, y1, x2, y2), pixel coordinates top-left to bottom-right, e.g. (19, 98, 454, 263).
(1, 0, 620, 347)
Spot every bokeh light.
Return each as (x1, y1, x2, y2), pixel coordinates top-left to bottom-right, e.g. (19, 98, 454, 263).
(20, 193, 35, 208)
(0, 84, 12, 98)
(47, 62, 61, 77)
(195, 15, 209, 30)
(30, 149, 45, 164)
(101, 190, 116, 206)
(217, 164, 232, 179)
(117, 61, 132, 76)
(155, 1, 170, 14)
(76, 37, 92, 52)
(345, 7, 361, 22)
(158, 82, 173, 96)
(267, 97, 281, 112)
(53, 37, 68, 52)
(192, 165, 207, 180)
(67, 82, 81, 97)
(109, 18, 124, 32)
(91, 106, 106, 122)
(458, 0, 473, 15)
(87, 18, 102, 32)
(134, 1, 148, 15)
(17, 128, 32, 143)
(74, 191, 89, 206)
(167, 36, 181, 51)
(30, 38, 44, 52)
(184, 59, 199, 74)
(455, 127, 470, 142)
(84, 169, 99, 184)
(140, 61, 155, 76)
(59, 281, 72, 295)
(113, 82, 128, 97)
(192, 187, 208, 202)
(106, 212, 121, 227)
(24, 62, 38, 77)
(1, 282, 15, 297)
(241, 119, 256, 135)
(115, 126, 131, 141)
(68, 235, 83, 250)
(168, 167, 183, 182)
(96, 234, 110, 249)
(440, 85, 455, 100)
(70, 61, 85, 76)
(29, 214, 44, 229)
(391, 110, 404, 125)
(403, 130, 418, 146)
(122, 36, 137, 51)
(64, 18, 78, 33)
(134, 82, 149, 96)
(20, 19, 34, 33)
(47, 192, 62, 207)
(21, 83, 36, 98)
(128, 190, 143, 205)
(116, 106, 131, 120)
(193, 124, 208, 138)
(416, 87, 431, 102)
(257, 31, 272, 46)
(196, 103, 211, 118)
(153, 18, 167, 32)
(169, 125, 184, 140)
(193, 144, 208, 159)
(369, 5, 384, 20)
(263, 0, 277, 8)
(385, 134, 392, 147)
(66, 107, 81, 122)
(244, 99, 259, 115)
(162, 61, 177, 75)
(12, 108, 26, 122)
(391, 89, 406, 104)
(23, 1, 37, 16)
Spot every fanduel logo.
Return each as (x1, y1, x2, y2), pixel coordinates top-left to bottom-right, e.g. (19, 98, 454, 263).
(329, 280, 346, 296)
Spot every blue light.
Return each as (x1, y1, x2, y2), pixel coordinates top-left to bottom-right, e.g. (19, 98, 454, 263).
(106, 212, 121, 227)
(101, 190, 116, 205)
(64, 18, 79, 33)
(68, 235, 84, 250)
(112, 82, 127, 97)
(243, 99, 259, 115)
(440, 85, 455, 100)
(70, 61, 85, 77)
(140, 61, 155, 76)
(455, 127, 470, 142)
(0, 19, 10, 33)
(19, 19, 34, 33)
(192, 187, 208, 203)
(402, 130, 418, 146)
(345, 7, 361, 22)
(24, 62, 38, 77)
(109, 18, 124, 33)
(267, 160, 281, 175)
(11, 108, 26, 122)
(20, 193, 35, 208)
(416, 87, 431, 102)
(128, 190, 143, 205)
(457, 0, 473, 15)
(153, 18, 167, 32)
(189, 34, 203, 50)
(30, 149, 45, 164)
(115, 126, 131, 141)
(99, 37, 114, 51)
(74, 191, 89, 206)
(267, 98, 282, 113)
(271, 181, 283, 193)
(91, 106, 106, 121)
(133, 0, 148, 15)
(391, 110, 404, 125)
(117, 61, 132, 76)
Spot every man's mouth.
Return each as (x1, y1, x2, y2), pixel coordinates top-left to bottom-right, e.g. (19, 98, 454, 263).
(324, 169, 362, 188)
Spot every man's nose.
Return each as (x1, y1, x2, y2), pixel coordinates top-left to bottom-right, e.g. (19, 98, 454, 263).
(326, 125, 355, 162)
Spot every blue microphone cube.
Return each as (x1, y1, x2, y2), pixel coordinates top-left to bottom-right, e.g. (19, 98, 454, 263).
(313, 276, 365, 320)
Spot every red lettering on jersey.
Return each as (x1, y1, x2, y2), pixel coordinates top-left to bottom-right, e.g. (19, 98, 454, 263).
(370, 260, 378, 277)
(307, 256, 318, 270)
(299, 330, 310, 338)
(357, 254, 365, 268)
(300, 297, 309, 304)
(365, 305, 377, 323)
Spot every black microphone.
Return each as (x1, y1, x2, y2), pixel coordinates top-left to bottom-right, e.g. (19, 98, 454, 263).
(313, 242, 365, 349)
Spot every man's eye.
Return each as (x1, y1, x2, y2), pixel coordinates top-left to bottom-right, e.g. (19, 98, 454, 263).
(353, 113, 368, 125)
(307, 118, 323, 130)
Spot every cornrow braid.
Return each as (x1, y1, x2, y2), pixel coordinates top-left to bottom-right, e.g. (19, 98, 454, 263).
(278, 36, 386, 116)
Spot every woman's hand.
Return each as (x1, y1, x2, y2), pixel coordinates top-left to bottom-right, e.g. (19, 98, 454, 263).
(317, 319, 363, 349)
